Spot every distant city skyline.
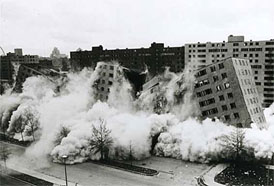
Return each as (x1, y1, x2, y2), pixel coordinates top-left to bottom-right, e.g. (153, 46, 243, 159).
(1, 0, 274, 57)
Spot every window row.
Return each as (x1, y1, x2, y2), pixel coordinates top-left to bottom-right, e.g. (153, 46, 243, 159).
(216, 82, 230, 91)
(199, 98, 215, 107)
(224, 112, 240, 121)
(202, 107, 218, 116)
(250, 107, 261, 115)
(194, 79, 210, 88)
(219, 93, 233, 101)
(196, 88, 212, 97)
(100, 79, 113, 85)
(221, 102, 236, 111)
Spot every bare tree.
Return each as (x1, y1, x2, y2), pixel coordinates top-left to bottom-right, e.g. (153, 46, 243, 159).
(54, 125, 70, 146)
(89, 119, 113, 161)
(129, 141, 133, 166)
(13, 115, 25, 141)
(221, 127, 247, 162)
(0, 144, 11, 169)
(24, 108, 38, 141)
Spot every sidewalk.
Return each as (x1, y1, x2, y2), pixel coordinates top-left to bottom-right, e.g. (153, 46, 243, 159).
(198, 164, 227, 186)
(1, 161, 81, 186)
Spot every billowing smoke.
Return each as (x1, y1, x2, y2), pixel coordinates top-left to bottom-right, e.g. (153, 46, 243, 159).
(0, 62, 274, 166)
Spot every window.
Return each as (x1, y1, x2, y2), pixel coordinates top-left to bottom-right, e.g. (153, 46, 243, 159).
(222, 105, 228, 111)
(101, 79, 105, 84)
(109, 73, 114, 78)
(110, 66, 114, 70)
(219, 95, 225, 101)
(100, 87, 104, 91)
(230, 103, 236, 109)
(224, 82, 230, 89)
(216, 85, 222, 92)
(210, 66, 216, 72)
(213, 75, 219, 82)
(218, 63, 224, 69)
(228, 92, 233, 98)
(224, 115, 231, 121)
(197, 69, 207, 77)
(221, 73, 227, 79)
(234, 113, 240, 119)
(108, 81, 113, 85)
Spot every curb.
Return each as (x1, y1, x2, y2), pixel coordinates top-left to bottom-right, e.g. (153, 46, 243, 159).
(90, 160, 159, 176)
(196, 164, 228, 186)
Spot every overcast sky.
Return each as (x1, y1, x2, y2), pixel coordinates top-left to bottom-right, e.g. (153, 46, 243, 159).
(1, 0, 274, 57)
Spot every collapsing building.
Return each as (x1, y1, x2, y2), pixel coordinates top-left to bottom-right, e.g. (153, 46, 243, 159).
(140, 71, 189, 114)
(13, 63, 67, 92)
(194, 57, 266, 128)
(93, 62, 146, 102)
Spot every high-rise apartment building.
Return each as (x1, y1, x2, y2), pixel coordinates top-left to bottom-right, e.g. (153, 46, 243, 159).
(93, 62, 146, 101)
(185, 35, 274, 108)
(194, 57, 266, 129)
(70, 43, 185, 75)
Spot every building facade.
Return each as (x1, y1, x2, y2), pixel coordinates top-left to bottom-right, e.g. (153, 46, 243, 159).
(185, 35, 274, 108)
(13, 63, 66, 92)
(194, 57, 266, 129)
(0, 49, 39, 82)
(70, 43, 185, 75)
(93, 62, 122, 101)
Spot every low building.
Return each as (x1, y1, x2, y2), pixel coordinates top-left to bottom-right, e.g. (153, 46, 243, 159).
(13, 63, 66, 92)
(194, 57, 266, 128)
(0, 49, 39, 84)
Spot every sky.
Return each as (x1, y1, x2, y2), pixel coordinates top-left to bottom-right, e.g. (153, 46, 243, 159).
(0, 0, 274, 57)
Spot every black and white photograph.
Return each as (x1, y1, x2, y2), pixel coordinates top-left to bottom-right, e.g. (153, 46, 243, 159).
(0, 0, 274, 185)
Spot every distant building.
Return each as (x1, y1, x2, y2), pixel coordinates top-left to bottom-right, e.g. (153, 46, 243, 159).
(0, 49, 39, 83)
(194, 57, 266, 129)
(185, 35, 274, 108)
(13, 63, 66, 92)
(50, 47, 69, 70)
(14, 48, 23, 56)
(70, 43, 185, 75)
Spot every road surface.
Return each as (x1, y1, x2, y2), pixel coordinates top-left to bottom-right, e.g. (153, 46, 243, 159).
(1, 141, 210, 186)
(0, 173, 35, 186)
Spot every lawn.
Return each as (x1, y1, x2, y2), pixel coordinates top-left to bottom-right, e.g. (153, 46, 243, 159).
(215, 163, 274, 186)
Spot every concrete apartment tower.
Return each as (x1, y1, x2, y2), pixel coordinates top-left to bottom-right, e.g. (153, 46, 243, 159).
(93, 62, 122, 101)
(185, 35, 274, 108)
(194, 57, 266, 129)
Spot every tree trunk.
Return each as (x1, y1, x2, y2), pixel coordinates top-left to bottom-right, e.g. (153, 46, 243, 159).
(20, 131, 24, 141)
(31, 127, 35, 141)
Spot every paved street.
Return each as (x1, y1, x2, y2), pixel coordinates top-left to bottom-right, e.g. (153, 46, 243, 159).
(0, 173, 35, 186)
(1, 141, 210, 186)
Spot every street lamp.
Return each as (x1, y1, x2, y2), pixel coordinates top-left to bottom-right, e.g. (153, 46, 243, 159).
(62, 155, 68, 186)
